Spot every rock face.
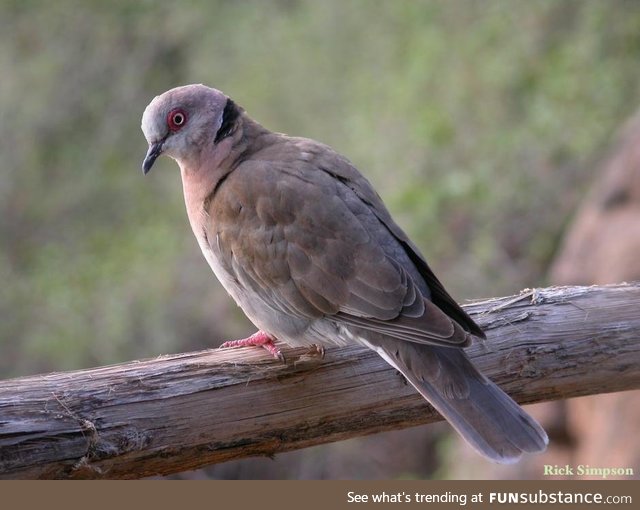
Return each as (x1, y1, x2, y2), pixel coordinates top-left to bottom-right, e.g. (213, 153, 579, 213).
(551, 112, 640, 285)
(548, 111, 640, 480)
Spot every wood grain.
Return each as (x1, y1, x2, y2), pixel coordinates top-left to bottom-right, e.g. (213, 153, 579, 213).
(1, 284, 639, 479)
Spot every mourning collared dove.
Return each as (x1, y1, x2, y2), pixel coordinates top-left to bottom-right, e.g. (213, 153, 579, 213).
(141, 84, 548, 463)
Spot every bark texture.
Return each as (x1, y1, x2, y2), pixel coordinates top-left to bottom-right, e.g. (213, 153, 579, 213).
(1, 284, 639, 479)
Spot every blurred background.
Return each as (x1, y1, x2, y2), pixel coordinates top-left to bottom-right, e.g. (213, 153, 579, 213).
(1, 0, 639, 479)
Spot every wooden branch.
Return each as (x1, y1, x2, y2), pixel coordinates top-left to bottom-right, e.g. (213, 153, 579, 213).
(1, 283, 639, 479)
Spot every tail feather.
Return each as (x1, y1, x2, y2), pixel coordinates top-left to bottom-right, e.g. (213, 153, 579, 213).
(410, 369, 548, 463)
(368, 339, 548, 463)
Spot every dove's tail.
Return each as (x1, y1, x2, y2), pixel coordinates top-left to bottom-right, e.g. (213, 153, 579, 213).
(367, 339, 548, 463)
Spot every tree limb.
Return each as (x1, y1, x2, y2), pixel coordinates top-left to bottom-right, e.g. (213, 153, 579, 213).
(1, 283, 639, 479)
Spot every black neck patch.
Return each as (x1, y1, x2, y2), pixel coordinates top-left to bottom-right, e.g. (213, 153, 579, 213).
(214, 98, 240, 144)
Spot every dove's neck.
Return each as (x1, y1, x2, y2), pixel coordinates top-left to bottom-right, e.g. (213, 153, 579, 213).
(178, 136, 231, 241)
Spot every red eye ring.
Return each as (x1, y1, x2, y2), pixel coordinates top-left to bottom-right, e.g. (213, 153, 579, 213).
(167, 108, 187, 132)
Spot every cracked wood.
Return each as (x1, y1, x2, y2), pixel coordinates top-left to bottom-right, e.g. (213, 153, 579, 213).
(1, 283, 640, 479)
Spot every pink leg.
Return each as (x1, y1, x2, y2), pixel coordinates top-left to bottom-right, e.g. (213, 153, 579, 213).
(219, 331, 283, 361)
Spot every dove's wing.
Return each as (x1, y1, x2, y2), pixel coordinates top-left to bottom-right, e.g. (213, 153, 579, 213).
(207, 140, 479, 347)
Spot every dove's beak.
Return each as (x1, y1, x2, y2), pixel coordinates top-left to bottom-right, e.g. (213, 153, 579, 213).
(142, 140, 164, 175)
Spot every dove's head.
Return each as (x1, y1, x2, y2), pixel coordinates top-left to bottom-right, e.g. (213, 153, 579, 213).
(141, 84, 236, 174)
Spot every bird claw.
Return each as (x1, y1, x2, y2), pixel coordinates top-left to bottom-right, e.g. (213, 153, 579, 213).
(395, 369, 408, 385)
(307, 344, 325, 359)
(219, 331, 284, 362)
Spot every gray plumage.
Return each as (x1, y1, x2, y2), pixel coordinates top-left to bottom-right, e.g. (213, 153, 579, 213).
(141, 84, 548, 463)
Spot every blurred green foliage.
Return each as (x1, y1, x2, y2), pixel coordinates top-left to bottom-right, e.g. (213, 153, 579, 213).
(2, 0, 640, 382)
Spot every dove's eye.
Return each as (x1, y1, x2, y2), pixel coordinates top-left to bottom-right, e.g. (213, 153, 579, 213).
(167, 109, 187, 131)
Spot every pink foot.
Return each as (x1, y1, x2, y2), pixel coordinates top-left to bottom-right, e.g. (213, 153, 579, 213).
(219, 331, 284, 361)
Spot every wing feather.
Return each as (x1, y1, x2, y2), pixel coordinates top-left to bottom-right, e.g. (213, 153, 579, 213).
(218, 152, 478, 348)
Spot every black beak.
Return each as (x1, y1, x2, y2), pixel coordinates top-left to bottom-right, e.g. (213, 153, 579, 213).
(142, 141, 164, 175)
